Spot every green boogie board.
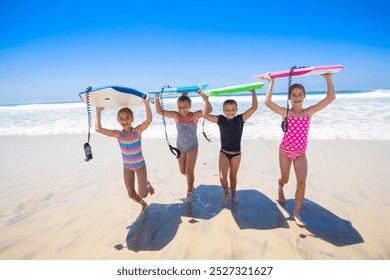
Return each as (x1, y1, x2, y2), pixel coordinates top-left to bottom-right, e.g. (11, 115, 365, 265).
(204, 82, 264, 96)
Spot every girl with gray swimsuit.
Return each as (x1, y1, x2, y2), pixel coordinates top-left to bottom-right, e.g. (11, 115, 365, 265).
(155, 91, 212, 200)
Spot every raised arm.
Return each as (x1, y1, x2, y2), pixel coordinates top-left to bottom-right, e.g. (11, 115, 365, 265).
(242, 89, 258, 122)
(154, 94, 179, 119)
(201, 92, 218, 123)
(307, 73, 336, 115)
(264, 75, 286, 117)
(137, 97, 153, 134)
(193, 90, 212, 122)
(95, 107, 120, 139)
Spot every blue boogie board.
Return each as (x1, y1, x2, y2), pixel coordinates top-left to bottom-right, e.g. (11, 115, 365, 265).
(79, 86, 147, 109)
(148, 84, 208, 95)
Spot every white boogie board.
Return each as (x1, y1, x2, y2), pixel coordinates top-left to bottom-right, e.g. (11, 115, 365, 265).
(79, 86, 147, 109)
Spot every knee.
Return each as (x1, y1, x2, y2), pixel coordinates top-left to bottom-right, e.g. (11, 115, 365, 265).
(219, 175, 227, 184)
(229, 174, 237, 183)
(179, 165, 186, 175)
(279, 178, 288, 185)
(139, 191, 148, 199)
(186, 169, 194, 178)
(127, 190, 138, 200)
(296, 180, 306, 190)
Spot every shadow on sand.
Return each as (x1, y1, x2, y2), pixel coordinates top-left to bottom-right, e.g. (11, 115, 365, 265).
(121, 185, 288, 252)
(182, 184, 289, 230)
(229, 188, 289, 230)
(124, 203, 183, 252)
(119, 185, 363, 251)
(282, 198, 364, 247)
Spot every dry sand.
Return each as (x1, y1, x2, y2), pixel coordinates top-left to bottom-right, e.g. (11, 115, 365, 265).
(0, 135, 389, 260)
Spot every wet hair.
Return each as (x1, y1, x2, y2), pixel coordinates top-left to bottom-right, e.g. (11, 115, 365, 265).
(177, 95, 192, 106)
(288, 83, 306, 99)
(117, 107, 133, 119)
(223, 99, 238, 109)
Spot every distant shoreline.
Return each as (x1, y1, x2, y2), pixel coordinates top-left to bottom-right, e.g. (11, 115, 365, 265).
(1, 88, 387, 107)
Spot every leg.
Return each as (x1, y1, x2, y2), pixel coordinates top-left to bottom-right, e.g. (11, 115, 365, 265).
(123, 167, 145, 205)
(135, 165, 151, 215)
(229, 155, 241, 204)
(219, 152, 230, 204)
(136, 165, 149, 198)
(278, 151, 292, 204)
(293, 154, 308, 227)
(177, 149, 186, 175)
(185, 147, 198, 200)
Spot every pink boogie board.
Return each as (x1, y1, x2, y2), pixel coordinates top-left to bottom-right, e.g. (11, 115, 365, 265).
(253, 64, 344, 80)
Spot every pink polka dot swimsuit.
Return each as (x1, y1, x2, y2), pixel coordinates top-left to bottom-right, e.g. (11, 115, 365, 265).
(280, 110, 310, 152)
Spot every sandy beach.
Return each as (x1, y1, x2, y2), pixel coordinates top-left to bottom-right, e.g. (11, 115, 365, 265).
(0, 135, 389, 260)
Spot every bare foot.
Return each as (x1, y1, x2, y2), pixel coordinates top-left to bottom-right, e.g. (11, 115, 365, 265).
(278, 179, 286, 205)
(232, 197, 239, 205)
(140, 201, 148, 215)
(147, 181, 155, 195)
(222, 192, 229, 204)
(294, 215, 305, 228)
(186, 192, 193, 202)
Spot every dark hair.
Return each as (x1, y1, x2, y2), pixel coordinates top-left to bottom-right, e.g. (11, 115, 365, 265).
(177, 95, 192, 106)
(117, 107, 133, 119)
(223, 99, 238, 108)
(288, 84, 306, 99)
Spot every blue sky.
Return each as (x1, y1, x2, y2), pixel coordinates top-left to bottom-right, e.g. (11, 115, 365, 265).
(1, 0, 389, 104)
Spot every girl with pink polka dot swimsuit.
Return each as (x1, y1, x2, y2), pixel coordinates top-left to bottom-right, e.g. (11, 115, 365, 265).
(279, 110, 310, 161)
(264, 72, 336, 228)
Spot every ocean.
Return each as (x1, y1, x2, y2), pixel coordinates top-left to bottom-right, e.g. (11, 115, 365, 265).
(1, 89, 390, 140)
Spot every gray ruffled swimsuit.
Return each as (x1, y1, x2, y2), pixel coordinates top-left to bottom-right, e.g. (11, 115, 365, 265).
(176, 115, 198, 153)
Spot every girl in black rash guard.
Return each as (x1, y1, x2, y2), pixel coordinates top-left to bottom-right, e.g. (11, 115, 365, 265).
(202, 89, 258, 204)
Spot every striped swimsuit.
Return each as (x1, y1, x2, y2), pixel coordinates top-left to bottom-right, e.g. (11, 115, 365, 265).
(279, 110, 310, 160)
(119, 129, 145, 171)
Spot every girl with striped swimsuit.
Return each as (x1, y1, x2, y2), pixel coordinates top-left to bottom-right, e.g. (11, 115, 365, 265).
(95, 98, 154, 215)
(265, 73, 335, 227)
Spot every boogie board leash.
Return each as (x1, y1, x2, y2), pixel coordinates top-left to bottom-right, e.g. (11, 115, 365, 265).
(159, 85, 182, 159)
(202, 118, 211, 142)
(83, 86, 93, 161)
(198, 85, 212, 143)
(281, 65, 306, 133)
